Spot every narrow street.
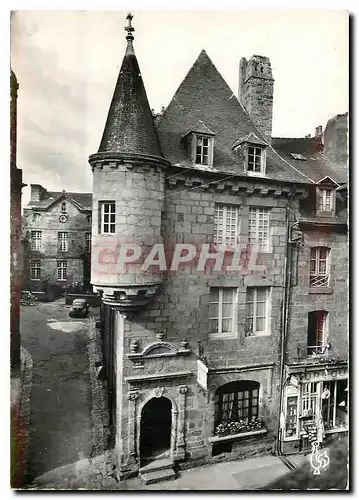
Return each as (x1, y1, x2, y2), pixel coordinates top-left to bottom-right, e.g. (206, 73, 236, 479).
(20, 299, 93, 483)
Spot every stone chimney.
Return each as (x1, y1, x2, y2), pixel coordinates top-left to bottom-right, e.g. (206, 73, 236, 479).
(239, 55, 274, 142)
(323, 113, 348, 165)
(30, 184, 47, 202)
(315, 125, 323, 137)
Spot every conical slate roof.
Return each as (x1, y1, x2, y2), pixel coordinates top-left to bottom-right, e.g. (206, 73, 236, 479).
(98, 16, 163, 159)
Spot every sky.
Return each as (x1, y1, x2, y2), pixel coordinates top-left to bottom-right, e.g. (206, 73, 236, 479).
(10, 9, 349, 206)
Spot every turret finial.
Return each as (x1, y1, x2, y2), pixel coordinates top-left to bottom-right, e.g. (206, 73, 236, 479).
(125, 12, 135, 41)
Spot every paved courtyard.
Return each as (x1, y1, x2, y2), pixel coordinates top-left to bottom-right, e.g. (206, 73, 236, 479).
(20, 299, 93, 483)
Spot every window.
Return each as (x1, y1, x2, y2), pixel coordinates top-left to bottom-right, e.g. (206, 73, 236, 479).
(58, 232, 68, 252)
(301, 382, 319, 417)
(32, 212, 41, 222)
(310, 247, 330, 287)
(307, 310, 328, 355)
(209, 287, 237, 335)
(100, 202, 116, 234)
(57, 260, 67, 281)
(290, 153, 307, 161)
(214, 381, 260, 427)
(86, 215, 92, 224)
(248, 207, 269, 250)
(318, 188, 334, 212)
(31, 231, 42, 251)
(30, 260, 41, 280)
(196, 136, 210, 165)
(285, 395, 299, 438)
(85, 232, 91, 252)
(61, 201, 67, 213)
(214, 204, 239, 246)
(321, 379, 348, 431)
(246, 287, 270, 336)
(247, 146, 263, 172)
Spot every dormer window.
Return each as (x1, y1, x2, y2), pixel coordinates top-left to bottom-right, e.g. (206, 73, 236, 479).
(182, 120, 215, 168)
(232, 132, 267, 176)
(247, 146, 263, 173)
(318, 189, 334, 212)
(315, 177, 339, 215)
(196, 136, 210, 165)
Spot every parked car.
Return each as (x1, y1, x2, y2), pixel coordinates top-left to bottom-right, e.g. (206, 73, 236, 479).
(69, 298, 89, 318)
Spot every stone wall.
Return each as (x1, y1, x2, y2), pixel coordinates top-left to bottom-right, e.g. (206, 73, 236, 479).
(287, 229, 348, 363)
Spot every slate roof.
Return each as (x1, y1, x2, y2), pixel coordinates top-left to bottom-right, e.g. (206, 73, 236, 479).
(272, 137, 348, 185)
(157, 50, 312, 185)
(26, 191, 92, 211)
(97, 30, 164, 159)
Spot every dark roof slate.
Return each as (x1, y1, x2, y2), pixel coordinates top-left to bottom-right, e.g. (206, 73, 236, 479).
(157, 50, 310, 184)
(26, 191, 92, 211)
(98, 38, 163, 159)
(272, 137, 348, 185)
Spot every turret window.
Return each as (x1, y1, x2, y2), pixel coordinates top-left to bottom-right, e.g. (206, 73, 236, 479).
(100, 202, 116, 234)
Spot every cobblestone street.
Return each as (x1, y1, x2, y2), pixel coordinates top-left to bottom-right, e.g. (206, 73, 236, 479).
(20, 299, 94, 483)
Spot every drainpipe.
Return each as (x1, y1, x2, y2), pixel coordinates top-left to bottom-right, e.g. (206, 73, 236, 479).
(276, 191, 296, 456)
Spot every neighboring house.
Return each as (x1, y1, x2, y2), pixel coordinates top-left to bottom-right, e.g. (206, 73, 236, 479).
(86, 15, 348, 481)
(23, 185, 92, 295)
(272, 120, 348, 452)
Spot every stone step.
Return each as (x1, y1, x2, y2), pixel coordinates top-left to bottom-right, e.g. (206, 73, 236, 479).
(140, 468, 176, 485)
(139, 458, 174, 474)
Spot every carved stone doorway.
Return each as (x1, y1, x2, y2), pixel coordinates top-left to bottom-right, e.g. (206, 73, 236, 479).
(140, 397, 172, 462)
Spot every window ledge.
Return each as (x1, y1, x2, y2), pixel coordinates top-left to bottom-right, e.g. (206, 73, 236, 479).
(325, 427, 348, 435)
(209, 333, 237, 340)
(245, 332, 271, 338)
(309, 287, 333, 294)
(208, 428, 267, 444)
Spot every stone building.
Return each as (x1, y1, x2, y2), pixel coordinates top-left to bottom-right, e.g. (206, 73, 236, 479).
(23, 185, 92, 295)
(88, 15, 348, 481)
(10, 70, 26, 370)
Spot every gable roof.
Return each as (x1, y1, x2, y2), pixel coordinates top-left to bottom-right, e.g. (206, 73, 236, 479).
(157, 50, 310, 184)
(272, 137, 348, 185)
(26, 191, 92, 211)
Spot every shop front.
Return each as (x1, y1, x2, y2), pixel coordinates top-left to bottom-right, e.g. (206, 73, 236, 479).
(282, 363, 348, 453)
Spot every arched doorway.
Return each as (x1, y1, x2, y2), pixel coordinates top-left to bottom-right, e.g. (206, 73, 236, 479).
(140, 397, 172, 461)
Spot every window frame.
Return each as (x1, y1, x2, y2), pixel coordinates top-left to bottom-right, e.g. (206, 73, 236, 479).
(209, 287, 237, 337)
(193, 134, 214, 167)
(30, 230, 42, 251)
(245, 145, 266, 176)
(317, 187, 335, 213)
(245, 287, 271, 336)
(57, 260, 67, 281)
(100, 201, 116, 234)
(58, 231, 69, 252)
(214, 381, 260, 427)
(309, 247, 330, 288)
(30, 260, 41, 280)
(307, 310, 328, 355)
(214, 204, 240, 247)
(248, 207, 270, 250)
